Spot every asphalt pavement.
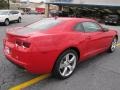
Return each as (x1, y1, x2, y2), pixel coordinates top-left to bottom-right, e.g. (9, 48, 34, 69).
(0, 15, 120, 90)
(0, 15, 44, 90)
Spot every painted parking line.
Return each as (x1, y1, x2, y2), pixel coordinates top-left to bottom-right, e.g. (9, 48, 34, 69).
(9, 74, 50, 90)
(117, 43, 120, 46)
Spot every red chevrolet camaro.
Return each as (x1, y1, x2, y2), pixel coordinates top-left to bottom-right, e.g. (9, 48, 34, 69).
(3, 18, 118, 79)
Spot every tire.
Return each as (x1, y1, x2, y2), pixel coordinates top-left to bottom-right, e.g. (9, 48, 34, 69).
(17, 17, 21, 23)
(4, 19, 9, 26)
(53, 49, 78, 79)
(108, 37, 118, 53)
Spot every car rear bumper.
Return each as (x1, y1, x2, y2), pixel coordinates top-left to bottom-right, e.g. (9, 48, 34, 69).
(5, 53, 27, 69)
(3, 39, 59, 74)
(3, 39, 31, 71)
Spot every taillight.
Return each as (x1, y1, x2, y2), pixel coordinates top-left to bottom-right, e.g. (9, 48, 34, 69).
(23, 42, 30, 48)
(16, 40, 22, 46)
(15, 39, 30, 48)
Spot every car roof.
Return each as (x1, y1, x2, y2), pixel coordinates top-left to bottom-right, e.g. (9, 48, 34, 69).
(0, 10, 10, 11)
(0, 10, 18, 12)
(40, 18, 97, 33)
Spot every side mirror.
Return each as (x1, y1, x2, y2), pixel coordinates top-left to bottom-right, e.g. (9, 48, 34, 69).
(102, 28, 109, 32)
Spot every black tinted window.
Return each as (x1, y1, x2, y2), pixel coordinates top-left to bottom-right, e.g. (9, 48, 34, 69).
(10, 11, 19, 14)
(74, 23, 84, 32)
(82, 22, 101, 32)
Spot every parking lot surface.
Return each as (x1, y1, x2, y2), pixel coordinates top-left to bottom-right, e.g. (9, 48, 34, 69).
(0, 15, 44, 90)
(0, 15, 120, 90)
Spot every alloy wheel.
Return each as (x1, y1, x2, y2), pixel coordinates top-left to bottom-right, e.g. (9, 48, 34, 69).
(18, 18, 21, 23)
(111, 38, 117, 52)
(5, 19, 9, 26)
(59, 53, 77, 77)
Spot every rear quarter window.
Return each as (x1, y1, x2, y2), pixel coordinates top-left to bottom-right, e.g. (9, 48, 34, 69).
(74, 23, 84, 32)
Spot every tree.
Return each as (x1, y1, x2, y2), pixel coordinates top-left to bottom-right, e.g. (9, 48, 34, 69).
(0, 0, 9, 9)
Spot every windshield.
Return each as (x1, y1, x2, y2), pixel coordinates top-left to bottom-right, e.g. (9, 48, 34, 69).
(0, 11, 9, 15)
(26, 18, 62, 30)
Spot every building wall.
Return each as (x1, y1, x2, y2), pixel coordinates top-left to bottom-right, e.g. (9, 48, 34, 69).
(10, 3, 21, 9)
(49, 0, 120, 5)
(19, 2, 46, 11)
(9, 1, 20, 9)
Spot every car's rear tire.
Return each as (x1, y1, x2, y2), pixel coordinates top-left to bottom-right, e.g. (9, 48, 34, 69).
(108, 37, 117, 53)
(17, 17, 21, 23)
(4, 19, 9, 26)
(53, 49, 78, 79)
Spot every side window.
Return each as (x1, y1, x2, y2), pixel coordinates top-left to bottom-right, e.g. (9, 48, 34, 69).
(14, 11, 19, 14)
(74, 23, 84, 32)
(82, 22, 102, 32)
(9, 11, 14, 14)
(10, 11, 18, 14)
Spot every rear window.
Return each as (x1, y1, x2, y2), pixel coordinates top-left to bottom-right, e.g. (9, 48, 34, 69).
(26, 18, 62, 30)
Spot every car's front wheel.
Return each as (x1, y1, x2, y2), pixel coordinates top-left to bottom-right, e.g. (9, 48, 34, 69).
(4, 19, 9, 26)
(53, 49, 78, 79)
(108, 37, 118, 53)
(17, 17, 21, 23)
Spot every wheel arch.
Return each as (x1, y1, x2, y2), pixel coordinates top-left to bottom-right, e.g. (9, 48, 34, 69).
(67, 47, 80, 60)
(5, 18, 9, 21)
(19, 17, 21, 19)
(115, 35, 118, 41)
(59, 46, 80, 61)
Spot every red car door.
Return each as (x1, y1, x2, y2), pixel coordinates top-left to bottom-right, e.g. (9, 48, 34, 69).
(81, 22, 108, 58)
(73, 21, 111, 61)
